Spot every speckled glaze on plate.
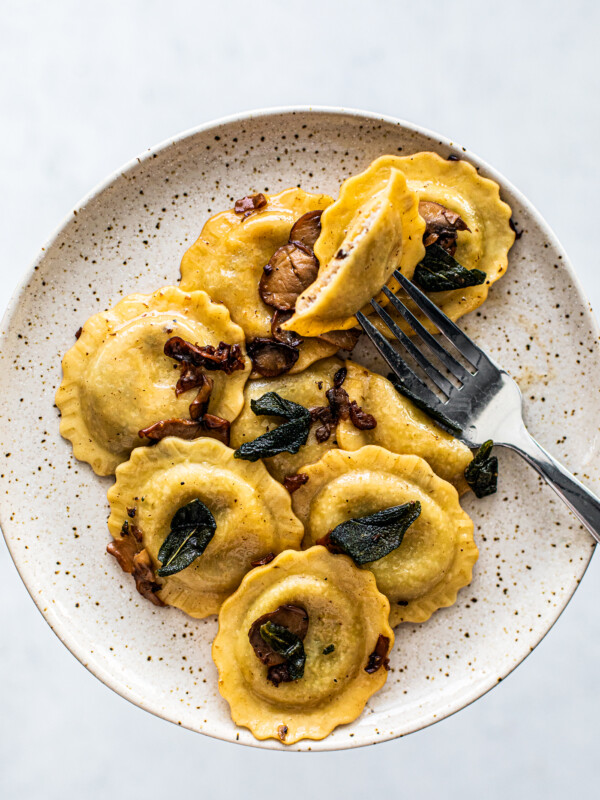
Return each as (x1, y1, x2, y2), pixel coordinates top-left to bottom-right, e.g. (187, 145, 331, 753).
(1, 107, 598, 751)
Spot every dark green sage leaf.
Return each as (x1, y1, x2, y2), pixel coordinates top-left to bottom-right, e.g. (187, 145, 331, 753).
(234, 391, 312, 461)
(322, 644, 335, 655)
(157, 498, 216, 577)
(387, 373, 462, 436)
(464, 439, 498, 498)
(413, 243, 487, 292)
(260, 620, 306, 681)
(328, 502, 421, 565)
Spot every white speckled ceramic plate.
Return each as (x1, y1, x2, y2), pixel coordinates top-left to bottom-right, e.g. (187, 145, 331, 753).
(1, 108, 599, 751)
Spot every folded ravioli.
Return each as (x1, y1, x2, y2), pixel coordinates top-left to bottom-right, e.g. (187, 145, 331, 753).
(230, 357, 343, 484)
(337, 361, 472, 491)
(56, 287, 250, 475)
(107, 438, 304, 618)
(284, 167, 425, 335)
(357, 153, 514, 326)
(294, 447, 477, 626)
(212, 546, 393, 744)
(179, 188, 338, 373)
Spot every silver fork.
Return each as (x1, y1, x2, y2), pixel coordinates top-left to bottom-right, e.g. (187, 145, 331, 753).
(356, 269, 600, 543)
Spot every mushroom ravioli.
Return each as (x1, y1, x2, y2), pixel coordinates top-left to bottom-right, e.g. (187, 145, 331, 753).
(337, 361, 473, 491)
(212, 547, 393, 744)
(56, 287, 250, 475)
(354, 153, 515, 330)
(107, 438, 304, 617)
(283, 166, 425, 335)
(293, 447, 478, 626)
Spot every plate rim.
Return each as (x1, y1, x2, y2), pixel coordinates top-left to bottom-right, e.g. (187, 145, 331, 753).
(1, 105, 598, 751)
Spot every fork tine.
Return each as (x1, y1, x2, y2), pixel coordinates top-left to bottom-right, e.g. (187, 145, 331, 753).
(381, 286, 472, 383)
(369, 299, 456, 396)
(392, 270, 489, 368)
(355, 311, 447, 413)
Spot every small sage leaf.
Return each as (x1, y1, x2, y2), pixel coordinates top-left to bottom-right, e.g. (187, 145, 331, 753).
(413, 243, 487, 292)
(157, 498, 216, 577)
(465, 440, 498, 498)
(234, 391, 312, 461)
(260, 620, 306, 682)
(327, 502, 421, 565)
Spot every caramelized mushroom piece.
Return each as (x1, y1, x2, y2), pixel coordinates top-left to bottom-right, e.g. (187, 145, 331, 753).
(107, 538, 164, 607)
(139, 414, 230, 445)
(139, 418, 204, 441)
(259, 243, 319, 311)
(419, 200, 470, 255)
(234, 193, 267, 218)
(283, 472, 309, 494)
(132, 549, 165, 607)
(130, 524, 143, 542)
(277, 725, 288, 742)
(247, 338, 300, 377)
(271, 310, 303, 348)
(364, 634, 390, 674)
(333, 367, 347, 388)
(310, 406, 336, 444)
(309, 384, 376, 442)
(250, 552, 276, 568)
(189, 374, 214, 420)
(107, 536, 139, 574)
(248, 604, 309, 667)
(326, 386, 351, 420)
(164, 336, 245, 375)
(349, 401, 376, 430)
(289, 210, 323, 250)
(317, 328, 361, 351)
(200, 413, 231, 446)
(175, 363, 205, 397)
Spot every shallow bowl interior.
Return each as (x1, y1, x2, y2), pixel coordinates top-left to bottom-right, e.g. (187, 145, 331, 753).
(0, 107, 597, 751)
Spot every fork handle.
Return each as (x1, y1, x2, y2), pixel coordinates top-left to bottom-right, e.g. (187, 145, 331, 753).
(502, 426, 600, 544)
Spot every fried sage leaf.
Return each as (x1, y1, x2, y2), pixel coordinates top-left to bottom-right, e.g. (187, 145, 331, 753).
(157, 498, 216, 577)
(387, 372, 462, 436)
(260, 620, 306, 683)
(413, 243, 486, 292)
(234, 392, 311, 462)
(464, 439, 498, 498)
(248, 604, 309, 686)
(322, 502, 421, 566)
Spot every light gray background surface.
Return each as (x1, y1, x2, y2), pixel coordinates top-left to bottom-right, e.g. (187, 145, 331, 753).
(1, 0, 599, 797)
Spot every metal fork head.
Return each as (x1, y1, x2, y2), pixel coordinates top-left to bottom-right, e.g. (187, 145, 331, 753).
(357, 269, 524, 448)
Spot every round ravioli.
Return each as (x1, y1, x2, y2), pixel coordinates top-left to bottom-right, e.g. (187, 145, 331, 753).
(294, 447, 477, 626)
(107, 438, 304, 618)
(212, 546, 393, 744)
(358, 153, 514, 326)
(230, 357, 343, 484)
(56, 287, 250, 475)
(337, 361, 472, 491)
(285, 166, 425, 335)
(179, 188, 338, 373)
